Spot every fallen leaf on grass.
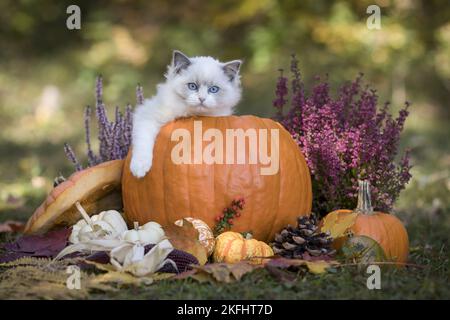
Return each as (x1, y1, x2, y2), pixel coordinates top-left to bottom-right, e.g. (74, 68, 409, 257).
(0, 228, 71, 263)
(0, 220, 25, 233)
(265, 264, 297, 282)
(304, 260, 333, 274)
(87, 260, 174, 287)
(300, 251, 335, 262)
(175, 261, 263, 283)
(164, 219, 208, 265)
(266, 257, 338, 274)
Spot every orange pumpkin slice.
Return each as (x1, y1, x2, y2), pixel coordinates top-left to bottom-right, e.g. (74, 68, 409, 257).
(24, 159, 124, 235)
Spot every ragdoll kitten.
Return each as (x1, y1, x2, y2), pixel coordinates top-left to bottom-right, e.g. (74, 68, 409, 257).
(130, 50, 242, 178)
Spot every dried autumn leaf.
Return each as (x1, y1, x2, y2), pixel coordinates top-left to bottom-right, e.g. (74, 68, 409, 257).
(0, 220, 25, 233)
(304, 261, 332, 274)
(265, 264, 297, 283)
(175, 261, 262, 283)
(0, 228, 71, 263)
(86, 260, 174, 287)
(320, 211, 358, 239)
(90, 267, 151, 286)
(266, 257, 338, 275)
(164, 219, 208, 265)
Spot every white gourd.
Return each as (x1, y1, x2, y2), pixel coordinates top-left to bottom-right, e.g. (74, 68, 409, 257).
(122, 221, 166, 245)
(69, 202, 128, 243)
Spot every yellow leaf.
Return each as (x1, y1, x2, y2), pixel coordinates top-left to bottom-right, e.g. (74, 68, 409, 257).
(266, 257, 339, 275)
(90, 270, 148, 286)
(321, 211, 358, 239)
(304, 261, 331, 274)
(184, 262, 263, 283)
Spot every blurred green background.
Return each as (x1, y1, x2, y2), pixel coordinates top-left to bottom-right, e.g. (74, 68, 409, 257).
(0, 0, 449, 224)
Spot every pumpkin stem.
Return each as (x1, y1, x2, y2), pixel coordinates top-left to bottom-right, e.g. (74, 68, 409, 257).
(75, 201, 94, 226)
(356, 180, 374, 215)
(244, 232, 253, 240)
(133, 221, 139, 230)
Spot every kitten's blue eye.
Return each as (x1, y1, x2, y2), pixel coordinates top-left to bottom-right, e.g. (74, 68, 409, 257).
(208, 86, 220, 93)
(187, 83, 198, 91)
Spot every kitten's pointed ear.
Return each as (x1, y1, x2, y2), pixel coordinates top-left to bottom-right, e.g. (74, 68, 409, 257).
(172, 50, 191, 73)
(223, 60, 242, 81)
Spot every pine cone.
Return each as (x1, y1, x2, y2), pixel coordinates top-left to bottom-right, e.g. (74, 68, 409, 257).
(271, 215, 335, 259)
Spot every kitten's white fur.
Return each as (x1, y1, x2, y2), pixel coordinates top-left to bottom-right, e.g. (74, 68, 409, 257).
(130, 50, 242, 178)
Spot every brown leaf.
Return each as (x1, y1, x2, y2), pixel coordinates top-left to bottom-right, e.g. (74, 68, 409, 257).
(175, 262, 262, 283)
(265, 264, 297, 283)
(0, 228, 71, 263)
(164, 219, 208, 265)
(266, 257, 338, 275)
(300, 251, 335, 262)
(0, 220, 25, 233)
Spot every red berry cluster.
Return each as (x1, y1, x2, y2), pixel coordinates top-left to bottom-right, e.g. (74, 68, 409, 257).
(214, 198, 245, 235)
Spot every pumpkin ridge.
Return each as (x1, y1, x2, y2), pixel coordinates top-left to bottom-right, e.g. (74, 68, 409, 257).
(241, 238, 247, 259)
(262, 118, 280, 241)
(224, 116, 232, 218)
(162, 121, 174, 226)
(185, 119, 194, 220)
(212, 116, 218, 222)
(215, 117, 227, 225)
(222, 237, 239, 259)
(244, 116, 257, 236)
(267, 118, 279, 241)
(382, 214, 402, 262)
(376, 213, 393, 260)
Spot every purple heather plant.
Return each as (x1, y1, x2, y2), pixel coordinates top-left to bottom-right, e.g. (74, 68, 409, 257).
(274, 55, 412, 215)
(64, 76, 138, 171)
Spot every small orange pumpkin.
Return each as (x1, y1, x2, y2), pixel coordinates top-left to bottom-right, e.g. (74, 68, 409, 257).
(325, 180, 409, 265)
(213, 231, 274, 264)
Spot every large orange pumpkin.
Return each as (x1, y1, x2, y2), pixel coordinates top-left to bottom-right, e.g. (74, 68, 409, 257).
(122, 115, 312, 242)
(326, 180, 409, 265)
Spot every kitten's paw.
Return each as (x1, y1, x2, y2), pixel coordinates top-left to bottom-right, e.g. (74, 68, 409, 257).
(130, 155, 153, 178)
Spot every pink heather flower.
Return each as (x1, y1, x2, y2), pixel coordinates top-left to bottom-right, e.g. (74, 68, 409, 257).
(64, 143, 82, 171)
(273, 55, 412, 214)
(273, 69, 289, 120)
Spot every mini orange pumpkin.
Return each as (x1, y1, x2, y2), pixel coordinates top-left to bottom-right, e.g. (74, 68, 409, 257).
(325, 180, 409, 265)
(213, 231, 273, 264)
(122, 115, 312, 242)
